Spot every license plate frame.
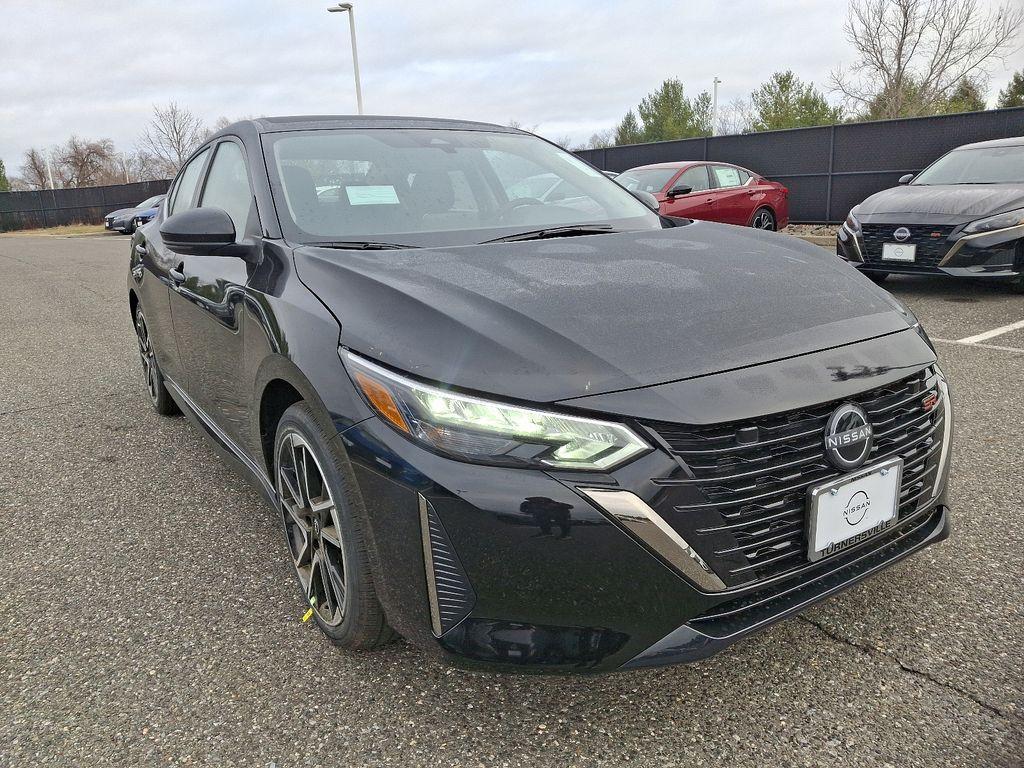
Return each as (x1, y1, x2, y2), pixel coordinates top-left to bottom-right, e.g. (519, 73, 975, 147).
(882, 242, 916, 262)
(806, 456, 903, 562)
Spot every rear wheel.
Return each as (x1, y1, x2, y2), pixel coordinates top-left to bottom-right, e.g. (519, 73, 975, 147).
(134, 306, 179, 416)
(275, 402, 394, 649)
(751, 207, 776, 231)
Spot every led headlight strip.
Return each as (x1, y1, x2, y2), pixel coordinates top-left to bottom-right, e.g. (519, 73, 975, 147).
(342, 350, 650, 471)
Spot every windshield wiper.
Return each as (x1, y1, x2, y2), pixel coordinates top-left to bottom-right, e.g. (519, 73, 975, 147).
(312, 240, 419, 250)
(481, 224, 617, 244)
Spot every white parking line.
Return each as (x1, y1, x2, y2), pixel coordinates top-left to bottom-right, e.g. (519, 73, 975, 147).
(956, 318, 1024, 344)
(934, 338, 1024, 354)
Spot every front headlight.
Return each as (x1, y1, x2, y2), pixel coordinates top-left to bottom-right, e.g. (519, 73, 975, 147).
(844, 206, 862, 235)
(962, 207, 1024, 235)
(342, 350, 650, 471)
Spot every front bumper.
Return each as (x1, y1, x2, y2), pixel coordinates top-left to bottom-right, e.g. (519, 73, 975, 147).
(338, 353, 953, 673)
(837, 221, 1023, 278)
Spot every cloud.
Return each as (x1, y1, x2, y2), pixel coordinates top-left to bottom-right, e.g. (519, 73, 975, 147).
(1, 0, 1021, 171)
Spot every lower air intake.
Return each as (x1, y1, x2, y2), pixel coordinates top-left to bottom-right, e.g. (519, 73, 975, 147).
(419, 494, 475, 636)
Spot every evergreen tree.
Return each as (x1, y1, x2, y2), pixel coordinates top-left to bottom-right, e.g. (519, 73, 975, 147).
(614, 110, 643, 145)
(997, 71, 1024, 108)
(750, 71, 843, 131)
(0, 159, 10, 193)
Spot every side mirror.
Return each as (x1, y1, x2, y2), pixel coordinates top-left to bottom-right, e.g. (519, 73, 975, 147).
(898, 173, 914, 185)
(667, 184, 692, 198)
(160, 207, 249, 258)
(630, 189, 660, 212)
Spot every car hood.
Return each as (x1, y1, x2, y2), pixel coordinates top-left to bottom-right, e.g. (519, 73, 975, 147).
(857, 183, 1024, 223)
(293, 223, 915, 403)
(105, 207, 135, 218)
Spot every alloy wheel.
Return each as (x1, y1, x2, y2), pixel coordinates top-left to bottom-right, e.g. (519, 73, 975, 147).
(752, 209, 775, 230)
(134, 310, 159, 405)
(277, 431, 347, 627)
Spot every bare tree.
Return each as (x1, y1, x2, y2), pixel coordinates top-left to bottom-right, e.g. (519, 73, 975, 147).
(54, 136, 115, 187)
(716, 97, 755, 135)
(139, 102, 208, 176)
(832, 0, 1023, 119)
(19, 148, 50, 190)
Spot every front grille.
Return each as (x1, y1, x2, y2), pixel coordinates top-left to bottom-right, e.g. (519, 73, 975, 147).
(644, 368, 944, 586)
(860, 224, 955, 268)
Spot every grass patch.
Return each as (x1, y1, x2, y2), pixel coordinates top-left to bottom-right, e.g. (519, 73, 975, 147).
(0, 224, 110, 237)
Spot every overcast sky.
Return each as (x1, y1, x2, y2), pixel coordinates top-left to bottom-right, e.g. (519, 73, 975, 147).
(2, 0, 1023, 174)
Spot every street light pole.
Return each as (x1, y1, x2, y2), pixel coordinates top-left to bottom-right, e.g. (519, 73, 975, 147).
(711, 77, 722, 136)
(327, 3, 364, 115)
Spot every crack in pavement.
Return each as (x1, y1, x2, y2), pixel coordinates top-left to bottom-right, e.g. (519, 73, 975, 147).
(0, 400, 75, 418)
(798, 614, 1017, 722)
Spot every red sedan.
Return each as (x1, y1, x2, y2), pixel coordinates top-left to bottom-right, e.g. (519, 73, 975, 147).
(616, 161, 789, 230)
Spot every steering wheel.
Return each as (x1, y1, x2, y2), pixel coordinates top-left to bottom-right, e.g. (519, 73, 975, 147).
(496, 196, 544, 221)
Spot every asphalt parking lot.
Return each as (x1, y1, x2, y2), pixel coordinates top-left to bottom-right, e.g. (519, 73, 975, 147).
(1, 234, 1021, 767)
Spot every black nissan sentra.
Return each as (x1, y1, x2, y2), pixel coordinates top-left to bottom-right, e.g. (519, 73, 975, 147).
(837, 136, 1024, 290)
(128, 116, 952, 672)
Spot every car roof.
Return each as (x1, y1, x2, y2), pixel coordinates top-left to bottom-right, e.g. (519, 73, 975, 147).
(622, 161, 704, 171)
(953, 136, 1024, 150)
(210, 115, 522, 139)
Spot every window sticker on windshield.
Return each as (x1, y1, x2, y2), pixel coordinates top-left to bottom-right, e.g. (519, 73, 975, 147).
(346, 185, 400, 205)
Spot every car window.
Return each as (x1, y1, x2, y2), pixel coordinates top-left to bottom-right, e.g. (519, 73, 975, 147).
(711, 165, 746, 189)
(268, 129, 658, 246)
(136, 195, 162, 209)
(675, 165, 711, 193)
(615, 168, 678, 194)
(199, 141, 255, 240)
(912, 145, 1024, 184)
(169, 148, 210, 216)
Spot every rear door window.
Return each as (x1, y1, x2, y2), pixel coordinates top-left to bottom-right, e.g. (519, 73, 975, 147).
(711, 165, 748, 189)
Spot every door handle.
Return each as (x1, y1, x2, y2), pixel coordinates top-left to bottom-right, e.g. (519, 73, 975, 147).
(169, 265, 185, 284)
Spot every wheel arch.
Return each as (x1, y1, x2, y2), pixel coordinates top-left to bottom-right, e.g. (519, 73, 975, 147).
(128, 287, 139, 324)
(749, 204, 777, 228)
(252, 354, 350, 479)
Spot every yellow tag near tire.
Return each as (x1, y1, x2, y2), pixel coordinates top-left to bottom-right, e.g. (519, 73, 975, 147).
(302, 597, 317, 622)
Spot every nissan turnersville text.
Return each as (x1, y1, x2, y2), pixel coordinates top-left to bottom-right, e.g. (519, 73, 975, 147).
(127, 116, 952, 672)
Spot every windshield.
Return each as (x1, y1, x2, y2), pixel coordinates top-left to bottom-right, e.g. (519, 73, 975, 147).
(265, 128, 660, 247)
(912, 145, 1024, 185)
(615, 168, 678, 194)
(136, 195, 163, 209)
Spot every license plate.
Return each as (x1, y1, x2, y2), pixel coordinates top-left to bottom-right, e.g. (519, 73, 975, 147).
(882, 243, 916, 262)
(806, 457, 902, 561)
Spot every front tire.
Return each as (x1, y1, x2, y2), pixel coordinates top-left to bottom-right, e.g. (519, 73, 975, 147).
(274, 402, 393, 650)
(865, 271, 890, 284)
(134, 306, 179, 416)
(751, 207, 776, 231)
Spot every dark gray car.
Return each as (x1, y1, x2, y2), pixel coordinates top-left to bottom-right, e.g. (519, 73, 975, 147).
(837, 137, 1024, 290)
(104, 195, 165, 234)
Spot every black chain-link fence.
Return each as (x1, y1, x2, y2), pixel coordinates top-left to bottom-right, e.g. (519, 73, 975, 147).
(575, 107, 1024, 223)
(0, 179, 171, 232)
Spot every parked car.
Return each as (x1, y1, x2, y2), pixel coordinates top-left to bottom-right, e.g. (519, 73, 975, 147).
(616, 161, 789, 229)
(105, 194, 165, 234)
(130, 198, 164, 231)
(838, 137, 1024, 290)
(128, 116, 950, 673)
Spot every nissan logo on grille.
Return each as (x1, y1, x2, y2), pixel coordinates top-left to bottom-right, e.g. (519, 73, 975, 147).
(824, 403, 873, 470)
(893, 227, 911, 242)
